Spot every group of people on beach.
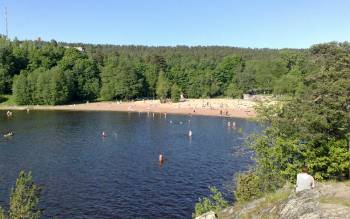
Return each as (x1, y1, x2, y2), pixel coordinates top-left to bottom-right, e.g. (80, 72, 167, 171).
(219, 110, 229, 116)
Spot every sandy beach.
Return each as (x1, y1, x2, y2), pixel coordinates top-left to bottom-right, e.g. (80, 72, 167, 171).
(0, 98, 258, 118)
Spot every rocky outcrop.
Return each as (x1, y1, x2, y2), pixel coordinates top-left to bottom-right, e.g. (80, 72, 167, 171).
(199, 182, 350, 219)
(195, 211, 217, 219)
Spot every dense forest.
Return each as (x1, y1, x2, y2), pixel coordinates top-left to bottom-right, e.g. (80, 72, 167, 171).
(0, 36, 316, 105)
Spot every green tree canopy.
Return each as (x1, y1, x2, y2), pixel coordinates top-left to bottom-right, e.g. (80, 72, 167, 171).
(237, 42, 350, 202)
(156, 72, 170, 103)
(9, 171, 41, 219)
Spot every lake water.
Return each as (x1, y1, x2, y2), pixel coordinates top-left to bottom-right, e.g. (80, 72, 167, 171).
(0, 110, 261, 218)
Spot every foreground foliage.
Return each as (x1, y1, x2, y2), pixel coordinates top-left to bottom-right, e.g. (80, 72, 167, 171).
(235, 42, 350, 202)
(193, 187, 229, 218)
(0, 171, 41, 219)
(234, 172, 263, 202)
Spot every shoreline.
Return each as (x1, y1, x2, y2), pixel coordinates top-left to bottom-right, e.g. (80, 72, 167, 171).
(0, 99, 257, 119)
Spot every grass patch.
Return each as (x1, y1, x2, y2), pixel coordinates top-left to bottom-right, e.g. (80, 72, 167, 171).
(231, 186, 293, 219)
(320, 196, 350, 207)
(0, 95, 16, 106)
(321, 180, 350, 188)
(275, 95, 293, 102)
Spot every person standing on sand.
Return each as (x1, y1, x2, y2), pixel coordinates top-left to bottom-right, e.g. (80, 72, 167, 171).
(296, 166, 315, 192)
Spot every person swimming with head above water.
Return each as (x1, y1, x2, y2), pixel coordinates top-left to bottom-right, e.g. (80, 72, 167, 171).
(6, 111, 12, 117)
(4, 131, 14, 137)
(159, 153, 164, 163)
(188, 130, 192, 137)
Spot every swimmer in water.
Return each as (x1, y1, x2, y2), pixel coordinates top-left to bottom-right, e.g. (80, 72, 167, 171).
(188, 130, 193, 137)
(159, 154, 164, 163)
(232, 121, 236, 129)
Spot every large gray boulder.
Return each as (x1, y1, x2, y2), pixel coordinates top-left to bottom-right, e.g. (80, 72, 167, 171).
(217, 182, 350, 219)
(195, 211, 217, 219)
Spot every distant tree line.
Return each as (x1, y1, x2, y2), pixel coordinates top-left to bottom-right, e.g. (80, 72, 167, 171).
(0, 35, 324, 105)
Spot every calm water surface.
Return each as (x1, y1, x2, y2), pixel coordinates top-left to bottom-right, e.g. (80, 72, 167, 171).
(0, 110, 261, 218)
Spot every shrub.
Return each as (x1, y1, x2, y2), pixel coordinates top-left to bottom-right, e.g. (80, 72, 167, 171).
(224, 83, 243, 98)
(193, 186, 229, 218)
(0, 208, 6, 219)
(235, 171, 262, 202)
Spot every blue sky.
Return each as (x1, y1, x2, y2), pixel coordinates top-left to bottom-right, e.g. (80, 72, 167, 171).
(2, 0, 350, 48)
